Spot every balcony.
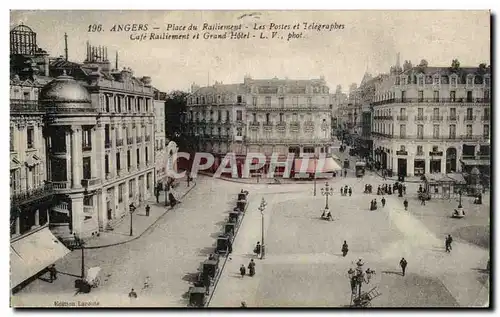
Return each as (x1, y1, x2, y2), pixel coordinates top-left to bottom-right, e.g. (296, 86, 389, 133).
(481, 116, 490, 122)
(136, 136, 143, 143)
(116, 139, 124, 147)
(10, 99, 42, 113)
(430, 116, 444, 122)
(145, 135, 151, 142)
(447, 116, 458, 122)
(105, 141, 112, 149)
(51, 181, 70, 189)
(234, 135, 244, 142)
(397, 115, 408, 121)
(276, 122, 286, 132)
(414, 116, 427, 121)
(82, 144, 92, 152)
(263, 123, 273, 132)
(416, 151, 424, 156)
(463, 116, 477, 122)
(105, 172, 114, 180)
(249, 122, 260, 131)
(372, 97, 490, 106)
(81, 178, 101, 188)
(10, 183, 54, 205)
(289, 122, 300, 133)
(127, 137, 134, 145)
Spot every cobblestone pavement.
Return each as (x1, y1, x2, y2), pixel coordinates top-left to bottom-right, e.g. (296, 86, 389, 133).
(209, 175, 490, 307)
(11, 176, 257, 307)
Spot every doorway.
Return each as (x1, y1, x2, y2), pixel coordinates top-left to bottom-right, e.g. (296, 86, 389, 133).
(398, 158, 407, 177)
(446, 147, 457, 173)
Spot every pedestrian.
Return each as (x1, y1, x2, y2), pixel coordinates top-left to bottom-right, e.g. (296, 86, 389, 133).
(381, 197, 386, 207)
(399, 258, 408, 276)
(403, 199, 408, 211)
(253, 241, 261, 256)
(403, 185, 406, 195)
(340, 187, 344, 196)
(143, 276, 150, 289)
(445, 235, 453, 252)
(418, 185, 423, 193)
(187, 172, 191, 187)
(128, 288, 138, 298)
(342, 241, 349, 257)
(155, 187, 160, 204)
(145, 204, 150, 216)
(48, 264, 57, 282)
(248, 259, 256, 276)
(348, 187, 352, 196)
(377, 185, 381, 195)
(240, 264, 246, 278)
(344, 169, 347, 178)
(420, 196, 426, 205)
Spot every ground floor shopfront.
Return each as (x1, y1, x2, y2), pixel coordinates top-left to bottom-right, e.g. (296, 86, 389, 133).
(49, 168, 155, 239)
(373, 139, 490, 177)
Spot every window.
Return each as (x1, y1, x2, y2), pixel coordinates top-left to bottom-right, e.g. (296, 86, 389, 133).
(82, 157, 91, 179)
(105, 154, 109, 174)
(466, 124, 473, 137)
(433, 108, 439, 118)
(145, 146, 148, 163)
(292, 97, 298, 106)
(293, 113, 298, 121)
(418, 77, 424, 86)
(450, 91, 456, 102)
(399, 124, 406, 138)
(466, 108, 473, 120)
(450, 108, 456, 120)
(449, 125, 456, 139)
(217, 110, 221, 121)
(279, 113, 284, 122)
(467, 76, 473, 85)
(82, 129, 92, 149)
(127, 150, 131, 169)
(136, 148, 140, 166)
(417, 125, 424, 139)
(118, 183, 124, 203)
(27, 126, 34, 149)
(23, 91, 30, 100)
(129, 180, 134, 198)
(226, 110, 230, 121)
(236, 110, 242, 121)
(279, 97, 284, 107)
(252, 97, 257, 106)
(433, 91, 439, 102)
(147, 173, 151, 190)
(237, 95, 242, 103)
(307, 97, 312, 106)
(236, 127, 242, 136)
(217, 127, 221, 135)
(433, 125, 440, 138)
(401, 91, 406, 102)
(417, 145, 423, 155)
(484, 90, 490, 101)
(484, 125, 489, 138)
(10, 127, 14, 152)
(400, 108, 406, 116)
(265, 97, 271, 106)
(484, 108, 490, 120)
(226, 128, 230, 136)
(252, 113, 257, 122)
(116, 152, 121, 171)
(266, 113, 270, 123)
(432, 146, 439, 152)
(467, 91, 473, 102)
(417, 108, 423, 118)
(450, 76, 457, 86)
(485, 77, 490, 85)
(418, 91, 423, 102)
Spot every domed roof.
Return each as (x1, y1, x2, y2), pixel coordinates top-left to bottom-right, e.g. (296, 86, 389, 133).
(39, 71, 91, 104)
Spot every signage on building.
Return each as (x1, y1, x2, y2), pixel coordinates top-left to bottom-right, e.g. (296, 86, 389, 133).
(258, 86, 278, 94)
(429, 151, 443, 156)
(396, 150, 408, 155)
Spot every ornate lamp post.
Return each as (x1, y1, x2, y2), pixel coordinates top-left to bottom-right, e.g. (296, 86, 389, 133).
(258, 198, 267, 259)
(347, 259, 375, 307)
(321, 182, 334, 210)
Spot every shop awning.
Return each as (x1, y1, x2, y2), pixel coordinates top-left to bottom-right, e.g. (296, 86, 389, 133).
(294, 157, 342, 175)
(10, 226, 70, 289)
(460, 159, 490, 166)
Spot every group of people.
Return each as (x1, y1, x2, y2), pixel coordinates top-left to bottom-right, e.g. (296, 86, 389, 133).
(240, 259, 256, 277)
(377, 182, 406, 197)
(340, 185, 353, 196)
(369, 197, 386, 211)
(363, 184, 373, 194)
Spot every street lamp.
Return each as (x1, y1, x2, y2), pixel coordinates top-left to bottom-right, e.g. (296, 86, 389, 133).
(321, 182, 334, 210)
(347, 259, 375, 307)
(73, 233, 85, 278)
(129, 203, 136, 236)
(458, 189, 463, 208)
(258, 198, 267, 259)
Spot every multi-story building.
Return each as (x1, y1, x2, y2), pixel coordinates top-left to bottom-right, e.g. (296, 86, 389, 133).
(330, 85, 347, 133)
(372, 57, 491, 177)
(185, 76, 335, 176)
(153, 89, 167, 183)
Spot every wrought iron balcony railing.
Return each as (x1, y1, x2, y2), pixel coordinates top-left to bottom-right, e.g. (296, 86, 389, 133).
(10, 183, 54, 205)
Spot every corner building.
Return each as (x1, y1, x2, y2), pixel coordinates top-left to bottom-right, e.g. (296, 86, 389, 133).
(372, 59, 491, 177)
(186, 76, 333, 176)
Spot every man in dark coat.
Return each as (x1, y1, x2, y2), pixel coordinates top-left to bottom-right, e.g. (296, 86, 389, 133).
(403, 199, 408, 211)
(445, 235, 453, 252)
(348, 187, 352, 196)
(48, 264, 57, 282)
(342, 241, 349, 257)
(240, 264, 246, 278)
(248, 259, 256, 276)
(381, 197, 386, 207)
(399, 258, 408, 276)
(145, 204, 150, 216)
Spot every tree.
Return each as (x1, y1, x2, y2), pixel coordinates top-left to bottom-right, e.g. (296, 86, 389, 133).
(451, 59, 460, 70)
(165, 90, 189, 151)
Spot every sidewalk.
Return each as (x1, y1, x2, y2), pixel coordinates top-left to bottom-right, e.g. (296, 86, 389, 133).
(197, 171, 344, 185)
(84, 177, 197, 249)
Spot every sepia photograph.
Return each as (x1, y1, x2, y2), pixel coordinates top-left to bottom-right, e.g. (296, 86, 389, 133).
(7, 9, 491, 308)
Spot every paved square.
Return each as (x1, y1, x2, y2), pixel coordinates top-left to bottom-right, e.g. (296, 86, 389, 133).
(209, 175, 490, 307)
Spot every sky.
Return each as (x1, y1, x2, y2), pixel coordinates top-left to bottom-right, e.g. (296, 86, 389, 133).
(10, 10, 490, 93)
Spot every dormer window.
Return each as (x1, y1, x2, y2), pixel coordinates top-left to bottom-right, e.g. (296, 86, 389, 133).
(450, 76, 457, 87)
(467, 76, 474, 86)
(485, 76, 490, 86)
(433, 76, 440, 85)
(418, 76, 424, 86)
